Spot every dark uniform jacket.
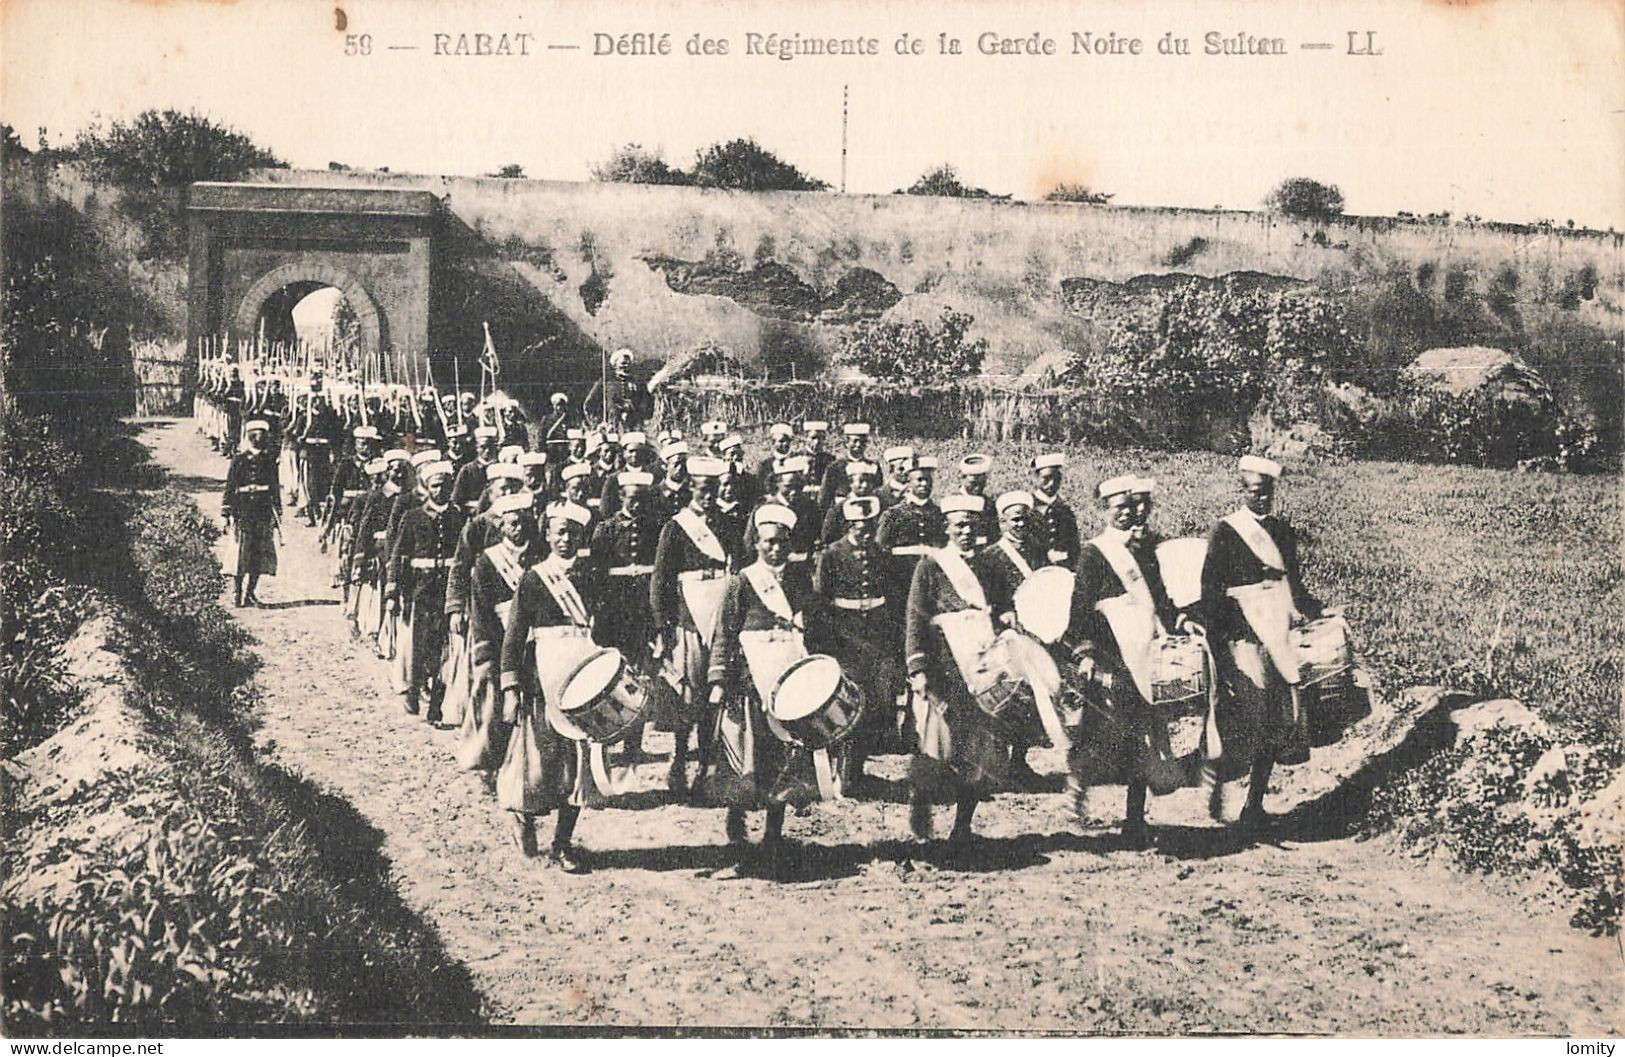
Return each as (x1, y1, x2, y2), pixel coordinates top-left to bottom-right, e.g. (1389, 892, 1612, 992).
(1062, 530, 1180, 672)
(1198, 512, 1321, 645)
(590, 507, 662, 656)
(975, 536, 1051, 625)
(742, 493, 821, 566)
(876, 498, 948, 608)
(499, 556, 605, 691)
(388, 500, 467, 618)
(223, 448, 282, 525)
(650, 510, 732, 633)
(1033, 492, 1081, 569)
(706, 563, 821, 692)
(468, 540, 544, 668)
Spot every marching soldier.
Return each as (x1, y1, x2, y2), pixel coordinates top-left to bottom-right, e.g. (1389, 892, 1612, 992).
(1198, 455, 1326, 835)
(977, 491, 1049, 630)
(650, 456, 731, 793)
(221, 367, 247, 455)
(324, 425, 382, 589)
(719, 434, 759, 509)
(745, 457, 820, 571)
(598, 432, 661, 517)
(802, 421, 834, 503)
(559, 463, 601, 552)
(754, 424, 798, 491)
(454, 425, 502, 513)
(714, 466, 751, 562)
(386, 459, 466, 720)
(350, 449, 411, 650)
(654, 441, 693, 520)
(819, 460, 884, 545)
(955, 454, 999, 547)
(876, 455, 947, 607)
(591, 469, 662, 757)
(698, 419, 729, 459)
(904, 497, 1011, 850)
(1030, 452, 1081, 569)
(697, 505, 825, 878)
(222, 419, 282, 608)
(813, 495, 904, 792)
(517, 451, 552, 505)
(817, 422, 874, 511)
(299, 392, 344, 526)
(1061, 475, 1185, 847)
(498, 501, 603, 870)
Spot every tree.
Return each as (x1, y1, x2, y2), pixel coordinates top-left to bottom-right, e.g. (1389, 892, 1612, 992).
(590, 143, 690, 185)
(488, 163, 526, 179)
(1265, 177, 1345, 219)
(1, 124, 31, 161)
(70, 109, 284, 188)
(689, 138, 828, 192)
(896, 164, 1003, 199)
(1044, 182, 1113, 205)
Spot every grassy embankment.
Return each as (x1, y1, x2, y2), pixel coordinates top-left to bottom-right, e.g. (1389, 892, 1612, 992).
(2, 424, 487, 1032)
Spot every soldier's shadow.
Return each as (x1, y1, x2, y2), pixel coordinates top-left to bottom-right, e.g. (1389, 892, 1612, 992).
(254, 598, 342, 610)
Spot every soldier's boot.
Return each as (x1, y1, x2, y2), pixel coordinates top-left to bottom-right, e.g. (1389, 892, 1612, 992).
(510, 813, 539, 858)
(667, 730, 689, 795)
(233, 576, 245, 609)
(1121, 780, 1151, 849)
(403, 690, 420, 716)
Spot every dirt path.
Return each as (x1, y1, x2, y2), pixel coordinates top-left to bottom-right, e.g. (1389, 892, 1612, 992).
(142, 419, 1621, 1033)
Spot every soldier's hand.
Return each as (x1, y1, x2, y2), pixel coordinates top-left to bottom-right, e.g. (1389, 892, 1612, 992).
(1075, 655, 1097, 682)
(385, 596, 399, 614)
(502, 688, 520, 724)
(909, 672, 928, 696)
(450, 612, 467, 637)
(708, 684, 726, 706)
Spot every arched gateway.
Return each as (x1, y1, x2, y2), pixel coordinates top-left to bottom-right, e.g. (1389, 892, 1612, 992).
(185, 182, 438, 368)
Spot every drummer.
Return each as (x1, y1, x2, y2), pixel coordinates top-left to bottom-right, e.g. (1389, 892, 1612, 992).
(498, 501, 603, 871)
(1061, 474, 1184, 848)
(696, 504, 825, 878)
(591, 469, 662, 761)
(903, 496, 1010, 850)
(975, 490, 1053, 790)
(650, 456, 731, 794)
(1198, 455, 1325, 835)
(813, 495, 904, 793)
(463, 492, 544, 778)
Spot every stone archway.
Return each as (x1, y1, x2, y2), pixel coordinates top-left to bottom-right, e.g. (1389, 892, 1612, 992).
(233, 260, 386, 352)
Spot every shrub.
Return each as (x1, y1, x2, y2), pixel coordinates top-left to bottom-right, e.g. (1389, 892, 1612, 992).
(836, 307, 988, 381)
(689, 138, 828, 192)
(1163, 237, 1209, 267)
(590, 143, 691, 186)
(70, 110, 283, 190)
(1043, 183, 1114, 205)
(896, 164, 1005, 199)
(1265, 177, 1345, 219)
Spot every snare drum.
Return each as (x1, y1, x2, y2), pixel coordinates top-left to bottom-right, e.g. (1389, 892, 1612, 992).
(769, 654, 865, 749)
(556, 648, 651, 744)
(1150, 634, 1209, 708)
(1014, 567, 1075, 645)
(1292, 616, 1353, 686)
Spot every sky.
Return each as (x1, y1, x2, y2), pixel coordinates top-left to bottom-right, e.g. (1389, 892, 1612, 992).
(4, 0, 1623, 228)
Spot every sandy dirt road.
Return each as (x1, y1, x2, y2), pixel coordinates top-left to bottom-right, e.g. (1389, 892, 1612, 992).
(144, 419, 1621, 1033)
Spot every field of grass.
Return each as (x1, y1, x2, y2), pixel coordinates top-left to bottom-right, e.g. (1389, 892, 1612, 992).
(754, 429, 1623, 744)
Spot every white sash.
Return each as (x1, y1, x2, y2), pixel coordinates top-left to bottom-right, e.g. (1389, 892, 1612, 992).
(930, 546, 988, 611)
(674, 507, 727, 564)
(535, 559, 591, 628)
(742, 562, 796, 625)
(483, 542, 526, 595)
(997, 538, 1035, 579)
(1223, 510, 1287, 572)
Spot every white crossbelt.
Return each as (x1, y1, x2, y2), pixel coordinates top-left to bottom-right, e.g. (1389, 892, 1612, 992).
(833, 596, 886, 611)
(607, 564, 655, 576)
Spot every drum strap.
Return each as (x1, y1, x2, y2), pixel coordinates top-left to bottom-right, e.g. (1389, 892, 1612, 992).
(1089, 533, 1168, 636)
(483, 541, 526, 595)
(743, 562, 797, 625)
(675, 507, 728, 564)
(997, 539, 1035, 579)
(1223, 510, 1286, 572)
(536, 558, 591, 627)
(930, 547, 988, 611)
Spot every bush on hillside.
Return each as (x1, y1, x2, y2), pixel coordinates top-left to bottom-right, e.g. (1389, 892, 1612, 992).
(1043, 183, 1114, 205)
(896, 164, 1006, 199)
(1266, 177, 1345, 219)
(836, 307, 988, 382)
(590, 144, 691, 186)
(690, 138, 828, 192)
(70, 110, 283, 190)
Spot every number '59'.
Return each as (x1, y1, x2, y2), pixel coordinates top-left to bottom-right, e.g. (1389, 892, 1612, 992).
(345, 33, 372, 56)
